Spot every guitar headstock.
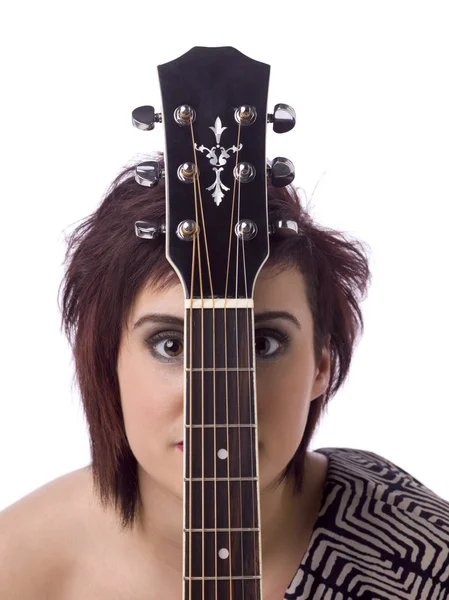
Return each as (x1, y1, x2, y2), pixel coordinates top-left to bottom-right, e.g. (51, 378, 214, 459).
(133, 46, 296, 299)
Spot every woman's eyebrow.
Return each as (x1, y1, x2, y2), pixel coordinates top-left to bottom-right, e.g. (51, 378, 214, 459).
(255, 310, 302, 330)
(133, 313, 183, 330)
(133, 311, 301, 331)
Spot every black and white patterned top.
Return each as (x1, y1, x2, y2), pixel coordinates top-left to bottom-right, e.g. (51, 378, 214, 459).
(285, 448, 449, 599)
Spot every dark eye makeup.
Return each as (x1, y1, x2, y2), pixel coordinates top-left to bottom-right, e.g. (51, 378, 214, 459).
(144, 328, 292, 363)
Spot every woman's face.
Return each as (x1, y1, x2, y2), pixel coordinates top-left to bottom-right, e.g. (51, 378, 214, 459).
(117, 264, 330, 500)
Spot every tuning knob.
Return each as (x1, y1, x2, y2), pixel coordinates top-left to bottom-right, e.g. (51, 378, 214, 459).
(135, 221, 166, 239)
(135, 161, 164, 187)
(267, 104, 296, 133)
(269, 157, 295, 187)
(132, 106, 162, 131)
(269, 220, 300, 237)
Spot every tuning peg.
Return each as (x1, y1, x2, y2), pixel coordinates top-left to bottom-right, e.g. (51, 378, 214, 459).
(267, 104, 296, 133)
(135, 161, 164, 187)
(135, 220, 166, 239)
(269, 220, 300, 237)
(269, 157, 295, 187)
(132, 106, 162, 131)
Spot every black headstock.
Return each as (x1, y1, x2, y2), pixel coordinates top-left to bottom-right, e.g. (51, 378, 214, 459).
(157, 46, 270, 299)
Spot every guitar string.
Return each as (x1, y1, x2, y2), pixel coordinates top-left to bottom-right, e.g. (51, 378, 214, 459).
(188, 185, 196, 600)
(234, 162, 245, 600)
(189, 117, 217, 600)
(238, 175, 258, 597)
(187, 127, 204, 599)
(189, 158, 203, 600)
(224, 122, 242, 600)
(235, 171, 258, 598)
(239, 179, 258, 594)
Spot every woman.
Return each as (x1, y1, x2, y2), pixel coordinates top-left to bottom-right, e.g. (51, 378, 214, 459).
(1, 154, 448, 600)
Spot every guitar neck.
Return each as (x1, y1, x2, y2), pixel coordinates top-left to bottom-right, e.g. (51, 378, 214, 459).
(183, 305, 263, 600)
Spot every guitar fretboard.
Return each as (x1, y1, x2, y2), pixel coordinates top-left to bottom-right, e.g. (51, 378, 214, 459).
(183, 307, 262, 599)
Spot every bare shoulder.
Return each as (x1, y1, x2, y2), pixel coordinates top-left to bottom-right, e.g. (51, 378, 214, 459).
(0, 467, 156, 599)
(0, 466, 94, 599)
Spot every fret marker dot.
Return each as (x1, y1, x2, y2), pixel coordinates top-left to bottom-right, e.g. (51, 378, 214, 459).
(219, 548, 229, 559)
(218, 449, 228, 460)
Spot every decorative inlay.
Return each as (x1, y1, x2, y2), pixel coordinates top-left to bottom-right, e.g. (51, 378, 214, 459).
(195, 117, 243, 206)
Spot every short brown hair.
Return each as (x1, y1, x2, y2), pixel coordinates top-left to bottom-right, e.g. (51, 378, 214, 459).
(59, 154, 371, 531)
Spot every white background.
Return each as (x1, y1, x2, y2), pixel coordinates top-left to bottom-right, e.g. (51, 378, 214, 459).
(1, 1, 448, 510)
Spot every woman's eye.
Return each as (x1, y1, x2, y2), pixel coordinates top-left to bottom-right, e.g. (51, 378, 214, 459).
(146, 333, 184, 361)
(155, 338, 183, 359)
(146, 329, 289, 362)
(254, 331, 289, 359)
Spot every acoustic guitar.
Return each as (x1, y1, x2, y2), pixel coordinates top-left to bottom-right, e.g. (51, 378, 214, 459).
(132, 46, 296, 600)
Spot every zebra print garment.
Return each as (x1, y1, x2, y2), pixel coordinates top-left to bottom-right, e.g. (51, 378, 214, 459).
(285, 448, 449, 599)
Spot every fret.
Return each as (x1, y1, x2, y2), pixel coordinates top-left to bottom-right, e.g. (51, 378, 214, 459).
(185, 576, 261, 581)
(184, 477, 258, 482)
(184, 579, 262, 600)
(185, 298, 255, 309)
(185, 424, 257, 428)
(186, 367, 255, 371)
(184, 528, 260, 532)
